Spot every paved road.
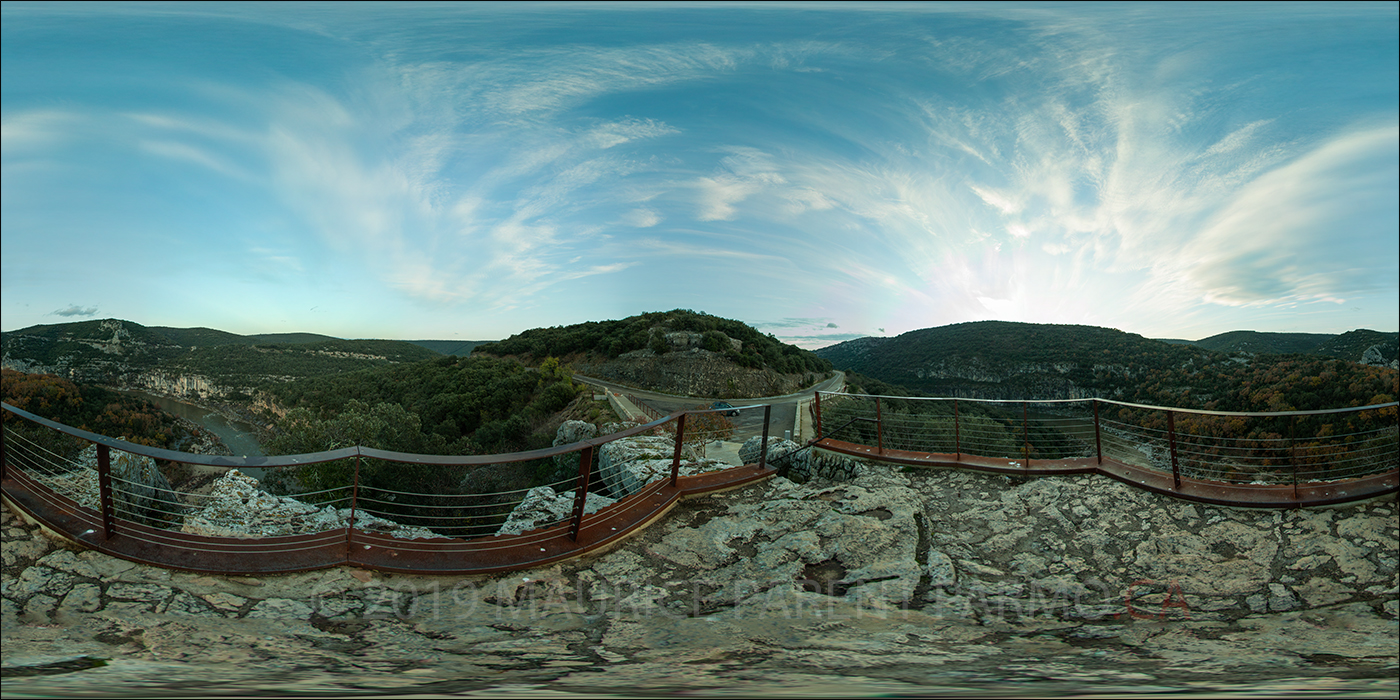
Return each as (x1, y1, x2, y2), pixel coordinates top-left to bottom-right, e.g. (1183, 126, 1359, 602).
(575, 372, 845, 441)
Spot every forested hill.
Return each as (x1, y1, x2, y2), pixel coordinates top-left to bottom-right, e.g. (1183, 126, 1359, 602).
(815, 321, 1398, 410)
(407, 340, 494, 356)
(815, 321, 1202, 398)
(474, 310, 832, 398)
(0, 319, 441, 398)
(1187, 331, 1332, 355)
(1170, 328, 1398, 365)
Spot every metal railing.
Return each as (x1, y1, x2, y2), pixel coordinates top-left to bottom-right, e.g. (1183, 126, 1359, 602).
(0, 401, 772, 575)
(813, 392, 1398, 506)
(3, 392, 1396, 576)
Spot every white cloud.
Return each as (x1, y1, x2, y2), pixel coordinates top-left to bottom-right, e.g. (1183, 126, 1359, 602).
(970, 184, 1021, 215)
(585, 118, 679, 149)
(50, 304, 98, 318)
(1186, 124, 1400, 306)
(0, 110, 84, 150)
(620, 208, 661, 227)
(140, 140, 249, 180)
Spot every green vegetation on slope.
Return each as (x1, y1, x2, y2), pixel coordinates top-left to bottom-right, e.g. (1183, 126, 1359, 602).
(1313, 330, 1399, 364)
(262, 355, 580, 456)
(407, 340, 494, 356)
(816, 321, 1211, 399)
(2, 368, 197, 455)
(1189, 331, 1333, 355)
(1, 319, 442, 393)
(1155, 328, 1398, 364)
(258, 355, 585, 537)
(816, 321, 1398, 413)
(475, 309, 832, 376)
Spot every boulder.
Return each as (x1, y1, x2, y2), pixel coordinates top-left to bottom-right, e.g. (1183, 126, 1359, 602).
(550, 420, 599, 483)
(79, 445, 180, 527)
(598, 435, 721, 498)
(600, 421, 639, 435)
(738, 436, 803, 468)
(180, 470, 439, 539)
(794, 448, 866, 483)
(495, 486, 617, 536)
(736, 437, 863, 483)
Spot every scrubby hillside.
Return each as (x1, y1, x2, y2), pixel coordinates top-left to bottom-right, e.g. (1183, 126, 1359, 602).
(1, 369, 220, 454)
(816, 321, 1398, 411)
(1315, 329, 1400, 367)
(1189, 330, 1332, 354)
(815, 321, 1210, 400)
(1, 319, 442, 400)
(475, 310, 832, 398)
(1160, 328, 1398, 367)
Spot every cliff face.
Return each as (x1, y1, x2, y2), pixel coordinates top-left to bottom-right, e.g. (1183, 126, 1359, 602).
(578, 348, 811, 398)
(0, 357, 248, 404)
(904, 359, 1142, 400)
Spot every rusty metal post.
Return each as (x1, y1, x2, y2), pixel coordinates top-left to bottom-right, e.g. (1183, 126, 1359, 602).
(1167, 410, 1180, 490)
(1289, 416, 1298, 501)
(759, 405, 772, 470)
(347, 452, 361, 560)
(670, 413, 687, 488)
(875, 397, 884, 455)
(954, 399, 961, 460)
(568, 444, 596, 542)
(1094, 400, 1103, 465)
(1022, 401, 1030, 469)
(814, 392, 822, 438)
(96, 444, 115, 540)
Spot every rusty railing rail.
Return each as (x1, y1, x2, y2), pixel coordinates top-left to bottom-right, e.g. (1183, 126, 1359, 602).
(0, 401, 776, 575)
(812, 392, 1398, 508)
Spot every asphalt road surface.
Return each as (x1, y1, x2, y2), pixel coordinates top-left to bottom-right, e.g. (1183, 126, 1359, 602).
(575, 372, 845, 441)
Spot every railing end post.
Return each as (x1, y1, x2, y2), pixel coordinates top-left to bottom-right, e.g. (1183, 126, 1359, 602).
(759, 405, 772, 470)
(670, 413, 686, 488)
(568, 444, 595, 543)
(347, 452, 362, 562)
(96, 443, 114, 540)
(1094, 400, 1103, 466)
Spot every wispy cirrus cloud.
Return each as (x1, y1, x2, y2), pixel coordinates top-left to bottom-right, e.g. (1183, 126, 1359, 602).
(3, 3, 1393, 340)
(1184, 125, 1400, 307)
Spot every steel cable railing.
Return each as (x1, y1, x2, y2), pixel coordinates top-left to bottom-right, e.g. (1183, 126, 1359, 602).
(4, 392, 1395, 574)
(2, 400, 777, 572)
(814, 392, 1398, 495)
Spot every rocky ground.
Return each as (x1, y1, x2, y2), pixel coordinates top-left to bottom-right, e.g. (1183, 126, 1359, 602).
(2, 464, 1397, 698)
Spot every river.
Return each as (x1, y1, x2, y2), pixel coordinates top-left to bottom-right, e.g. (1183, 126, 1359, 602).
(122, 390, 268, 479)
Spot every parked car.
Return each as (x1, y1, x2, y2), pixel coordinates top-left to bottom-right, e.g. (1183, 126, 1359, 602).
(710, 401, 740, 417)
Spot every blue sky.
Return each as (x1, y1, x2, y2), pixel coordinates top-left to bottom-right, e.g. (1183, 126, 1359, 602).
(3, 2, 1396, 348)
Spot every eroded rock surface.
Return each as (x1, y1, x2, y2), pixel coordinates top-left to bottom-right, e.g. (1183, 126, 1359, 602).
(598, 435, 728, 498)
(3, 466, 1396, 697)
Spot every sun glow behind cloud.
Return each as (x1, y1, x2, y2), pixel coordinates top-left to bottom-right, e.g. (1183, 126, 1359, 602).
(1, 3, 1395, 346)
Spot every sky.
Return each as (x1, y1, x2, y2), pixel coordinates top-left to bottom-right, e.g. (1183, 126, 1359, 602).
(3, 2, 1397, 348)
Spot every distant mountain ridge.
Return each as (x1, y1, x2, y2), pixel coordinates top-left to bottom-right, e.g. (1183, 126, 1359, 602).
(407, 340, 494, 356)
(816, 321, 1206, 400)
(816, 321, 1398, 410)
(1, 319, 443, 401)
(1184, 330, 1332, 355)
(1163, 329, 1398, 364)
